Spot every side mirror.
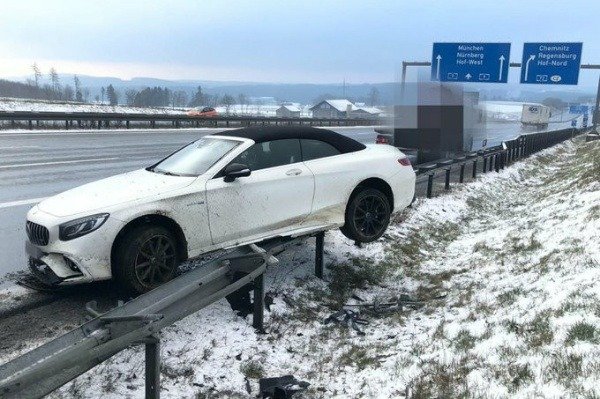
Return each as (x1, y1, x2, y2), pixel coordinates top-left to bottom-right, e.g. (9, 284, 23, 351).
(223, 163, 251, 182)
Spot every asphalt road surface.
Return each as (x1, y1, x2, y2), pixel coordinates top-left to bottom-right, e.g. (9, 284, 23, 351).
(0, 126, 378, 277)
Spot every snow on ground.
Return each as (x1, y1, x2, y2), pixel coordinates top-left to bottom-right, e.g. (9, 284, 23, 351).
(0, 98, 186, 115)
(214, 103, 312, 117)
(480, 101, 525, 122)
(6, 137, 599, 398)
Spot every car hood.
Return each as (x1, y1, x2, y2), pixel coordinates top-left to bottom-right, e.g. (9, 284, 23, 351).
(37, 169, 197, 217)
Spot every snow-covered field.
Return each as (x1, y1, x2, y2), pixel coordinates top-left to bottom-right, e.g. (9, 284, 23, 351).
(480, 101, 524, 122)
(0, 98, 186, 115)
(214, 103, 312, 117)
(2, 137, 598, 398)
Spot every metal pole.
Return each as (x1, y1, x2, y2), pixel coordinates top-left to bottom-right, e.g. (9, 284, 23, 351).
(459, 163, 465, 183)
(444, 168, 451, 190)
(594, 75, 600, 130)
(472, 159, 477, 179)
(315, 232, 324, 279)
(427, 174, 434, 198)
(145, 336, 160, 399)
(253, 274, 264, 332)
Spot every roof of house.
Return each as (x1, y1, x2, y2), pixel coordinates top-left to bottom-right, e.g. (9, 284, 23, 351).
(352, 106, 383, 115)
(309, 99, 357, 112)
(277, 104, 301, 112)
(213, 126, 366, 153)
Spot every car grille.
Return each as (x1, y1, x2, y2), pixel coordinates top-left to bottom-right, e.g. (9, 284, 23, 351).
(26, 221, 49, 246)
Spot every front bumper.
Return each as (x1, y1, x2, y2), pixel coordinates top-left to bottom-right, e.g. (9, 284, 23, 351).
(25, 207, 125, 285)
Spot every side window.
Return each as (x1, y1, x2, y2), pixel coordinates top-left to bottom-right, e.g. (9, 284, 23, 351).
(231, 139, 301, 171)
(300, 139, 341, 161)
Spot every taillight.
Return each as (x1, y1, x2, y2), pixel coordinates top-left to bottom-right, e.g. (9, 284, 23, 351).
(398, 157, 411, 166)
(376, 135, 389, 144)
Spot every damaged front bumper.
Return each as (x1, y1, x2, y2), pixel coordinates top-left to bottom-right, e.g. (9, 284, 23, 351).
(25, 240, 87, 286)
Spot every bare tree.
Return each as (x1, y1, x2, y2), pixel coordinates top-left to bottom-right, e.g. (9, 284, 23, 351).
(221, 94, 235, 115)
(238, 93, 248, 114)
(49, 67, 60, 94)
(32, 63, 41, 88)
(368, 87, 380, 106)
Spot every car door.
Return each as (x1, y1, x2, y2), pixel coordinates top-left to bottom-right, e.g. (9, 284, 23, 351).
(300, 139, 355, 225)
(205, 138, 314, 245)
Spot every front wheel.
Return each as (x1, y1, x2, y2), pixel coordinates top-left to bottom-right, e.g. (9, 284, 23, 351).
(341, 188, 391, 243)
(114, 225, 180, 294)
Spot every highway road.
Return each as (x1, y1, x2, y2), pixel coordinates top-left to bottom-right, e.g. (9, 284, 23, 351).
(0, 126, 378, 276)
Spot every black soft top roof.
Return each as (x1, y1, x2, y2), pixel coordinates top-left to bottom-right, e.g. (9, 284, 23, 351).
(213, 126, 366, 153)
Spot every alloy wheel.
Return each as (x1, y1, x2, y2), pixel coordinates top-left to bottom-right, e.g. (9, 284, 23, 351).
(353, 195, 387, 238)
(134, 234, 177, 287)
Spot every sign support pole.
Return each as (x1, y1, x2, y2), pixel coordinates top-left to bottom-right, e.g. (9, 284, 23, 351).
(594, 75, 600, 130)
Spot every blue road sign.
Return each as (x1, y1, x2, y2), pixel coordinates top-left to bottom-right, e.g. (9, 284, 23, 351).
(431, 43, 511, 83)
(569, 104, 589, 114)
(520, 43, 582, 85)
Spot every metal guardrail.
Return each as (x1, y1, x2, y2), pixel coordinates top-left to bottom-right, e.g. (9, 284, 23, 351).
(0, 111, 381, 130)
(0, 233, 326, 399)
(414, 127, 584, 198)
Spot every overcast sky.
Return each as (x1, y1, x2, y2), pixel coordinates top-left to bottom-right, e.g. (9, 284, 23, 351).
(0, 0, 598, 86)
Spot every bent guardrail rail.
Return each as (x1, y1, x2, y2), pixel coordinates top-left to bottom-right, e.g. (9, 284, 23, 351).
(0, 233, 323, 399)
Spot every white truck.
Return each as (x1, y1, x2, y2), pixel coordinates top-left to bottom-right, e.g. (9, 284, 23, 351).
(521, 104, 551, 127)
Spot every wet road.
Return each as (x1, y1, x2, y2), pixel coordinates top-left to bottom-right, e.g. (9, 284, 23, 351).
(0, 126, 378, 276)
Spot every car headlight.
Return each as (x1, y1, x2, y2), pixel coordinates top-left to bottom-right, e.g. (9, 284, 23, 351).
(59, 213, 109, 241)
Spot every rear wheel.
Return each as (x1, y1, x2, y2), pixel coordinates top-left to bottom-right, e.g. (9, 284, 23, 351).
(341, 188, 391, 243)
(114, 225, 180, 294)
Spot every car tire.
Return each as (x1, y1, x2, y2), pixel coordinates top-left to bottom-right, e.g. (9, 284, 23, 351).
(341, 188, 391, 243)
(114, 225, 180, 294)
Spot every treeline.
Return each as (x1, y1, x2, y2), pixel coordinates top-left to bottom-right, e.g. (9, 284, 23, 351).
(0, 71, 90, 103)
(0, 62, 258, 110)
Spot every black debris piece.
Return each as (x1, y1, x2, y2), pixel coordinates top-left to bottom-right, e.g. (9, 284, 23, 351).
(259, 375, 310, 399)
(225, 271, 255, 316)
(265, 292, 275, 311)
(324, 294, 445, 334)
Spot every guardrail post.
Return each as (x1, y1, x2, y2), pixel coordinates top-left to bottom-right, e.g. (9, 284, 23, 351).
(489, 155, 494, 172)
(315, 232, 324, 279)
(145, 335, 160, 399)
(459, 163, 465, 183)
(482, 157, 487, 173)
(427, 173, 434, 198)
(494, 154, 500, 172)
(472, 159, 477, 179)
(126, 120, 130, 129)
(253, 274, 265, 332)
(444, 168, 451, 190)
(28, 120, 33, 130)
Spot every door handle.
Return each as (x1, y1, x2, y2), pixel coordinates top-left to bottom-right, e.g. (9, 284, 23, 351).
(285, 168, 302, 176)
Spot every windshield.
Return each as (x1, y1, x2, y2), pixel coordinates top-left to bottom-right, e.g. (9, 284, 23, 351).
(149, 138, 240, 176)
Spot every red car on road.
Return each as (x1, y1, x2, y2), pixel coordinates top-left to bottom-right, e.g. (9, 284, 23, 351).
(188, 107, 219, 117)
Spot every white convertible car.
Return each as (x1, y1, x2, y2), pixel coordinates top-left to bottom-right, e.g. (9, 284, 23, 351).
(26, 127, 415, 293)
